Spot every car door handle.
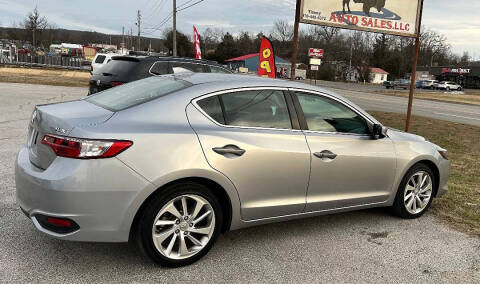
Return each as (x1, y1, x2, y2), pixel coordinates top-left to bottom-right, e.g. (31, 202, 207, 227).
(212, 145, 246, 156)
(314, 150, 337, 160)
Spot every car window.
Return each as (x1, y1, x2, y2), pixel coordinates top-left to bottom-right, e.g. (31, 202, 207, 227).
(220, 90, 291, 129)
(95, 55, 106, 64)
(296, 92, 369, 134)
(197, 96, 225, 125)
(100, 59, 139, 75)
(209, 65, 232, 74)
(150, 61, 170, 75)
(171, 62, 205, 73)
(86, 77, 191, 111)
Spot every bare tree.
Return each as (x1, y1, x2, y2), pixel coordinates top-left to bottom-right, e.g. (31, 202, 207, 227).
(272, 20, 293, 42)
(202, 27, 224, 53)
(420, 28, 450, 66)
(23, 6, 48, 49)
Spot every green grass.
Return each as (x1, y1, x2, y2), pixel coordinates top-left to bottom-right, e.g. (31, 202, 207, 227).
(372, 111, 480, 235)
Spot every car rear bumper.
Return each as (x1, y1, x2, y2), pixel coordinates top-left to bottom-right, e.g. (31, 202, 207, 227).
(15, 146, 153, 242)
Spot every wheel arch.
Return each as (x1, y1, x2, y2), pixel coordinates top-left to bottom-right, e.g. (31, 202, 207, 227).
(128, 176, 233, 242)
(414, 159, 440, 197)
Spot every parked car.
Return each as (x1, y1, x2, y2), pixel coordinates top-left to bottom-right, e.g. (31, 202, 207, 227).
(383, 80, 411, 90)
(415, 80, 425, 88)
(383, 80, 394, 89)
(422, 80, 438, 89)
(436, 81, 462, 91)
(16, 73, 450, 267)
(88, 56, 232, 95)
(91, 53, 115, 74)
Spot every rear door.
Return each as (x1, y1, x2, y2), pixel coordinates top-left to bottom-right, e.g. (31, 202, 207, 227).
(290, 89, 397, 212)
(187, 88, 310, 220)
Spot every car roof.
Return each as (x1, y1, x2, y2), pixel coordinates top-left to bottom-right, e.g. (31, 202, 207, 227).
(111, 55, 220, 65)
(171, 72, 313, 89)
(165, 73, 363, 106)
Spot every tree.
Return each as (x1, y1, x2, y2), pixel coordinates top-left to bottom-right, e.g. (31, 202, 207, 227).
(213, 32, 238, 63)
(272, 20, 293, 42)
(203, 27, 223, 53)
(460, 51, 471, 65)
(419, 28, 450, 66)
(23, 7, 48, 49)
(163, 29, 194, 57)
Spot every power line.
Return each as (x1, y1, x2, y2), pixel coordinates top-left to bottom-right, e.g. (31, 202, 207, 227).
(176, 0, 194, 9)
(177, 0, 204, 12)
(140, 0, 205, 35)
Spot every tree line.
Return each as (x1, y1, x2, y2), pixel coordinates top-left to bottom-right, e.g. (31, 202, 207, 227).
(186, 20, 471, 80)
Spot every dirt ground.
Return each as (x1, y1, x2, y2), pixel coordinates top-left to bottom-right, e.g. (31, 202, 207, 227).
(0, 66, 90, 87)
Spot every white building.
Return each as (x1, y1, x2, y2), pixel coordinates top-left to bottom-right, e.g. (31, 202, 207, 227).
(369, 68, 389, 84)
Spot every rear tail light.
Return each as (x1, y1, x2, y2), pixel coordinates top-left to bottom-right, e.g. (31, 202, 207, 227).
(110, 81, 125, 87)
(41, 134, 132, 159)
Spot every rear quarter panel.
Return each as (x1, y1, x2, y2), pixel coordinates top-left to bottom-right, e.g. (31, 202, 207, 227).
(70, 90, 243, 232)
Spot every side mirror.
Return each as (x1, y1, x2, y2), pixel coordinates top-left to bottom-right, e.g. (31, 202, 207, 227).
(371, 124, 384, 140)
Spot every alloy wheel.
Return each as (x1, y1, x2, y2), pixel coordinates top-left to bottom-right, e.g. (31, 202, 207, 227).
(151, 194, 215, 260)
(403, 171, 433, 214)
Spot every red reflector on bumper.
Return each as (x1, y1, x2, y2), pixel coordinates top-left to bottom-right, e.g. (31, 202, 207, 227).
(47, 217, 72, 227)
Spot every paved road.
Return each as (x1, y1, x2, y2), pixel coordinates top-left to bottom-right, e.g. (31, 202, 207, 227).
(0, 82, 479, 282)
(310, 80, 480, 127)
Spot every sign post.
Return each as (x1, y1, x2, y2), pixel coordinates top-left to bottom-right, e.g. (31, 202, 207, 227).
(290, 0, 424, 131)
(405, 0, 424, 132)
(290, 0, 302, 81)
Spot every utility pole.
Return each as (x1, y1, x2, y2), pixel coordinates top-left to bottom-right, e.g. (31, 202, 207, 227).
(136, 10, 141, 51)
(173, 0, 177, 56)
(122, 26, 125, 50)
(130, 27, 133, 50)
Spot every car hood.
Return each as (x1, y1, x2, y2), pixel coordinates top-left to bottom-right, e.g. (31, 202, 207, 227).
(386, 127, 426, 142)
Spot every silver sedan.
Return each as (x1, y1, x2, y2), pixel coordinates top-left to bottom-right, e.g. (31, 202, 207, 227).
(15, 73, 450, 267)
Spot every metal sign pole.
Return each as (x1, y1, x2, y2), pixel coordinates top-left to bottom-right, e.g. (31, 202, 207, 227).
(290, 0, 301, 81)
(405, 0, 425, 132)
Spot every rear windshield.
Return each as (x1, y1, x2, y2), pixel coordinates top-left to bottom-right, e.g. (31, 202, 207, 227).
(86, 77, 191, 111)
(100, 59, 139, 75)
(95, 55, 106, 63)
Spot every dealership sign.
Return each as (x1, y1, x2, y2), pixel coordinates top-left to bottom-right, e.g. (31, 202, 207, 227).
(309, 48, 324, 58)
(299, 0, 422, 37)
(442, 68, 470, 74)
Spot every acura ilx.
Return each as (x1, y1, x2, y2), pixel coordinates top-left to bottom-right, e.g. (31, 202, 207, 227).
(16, 73, 450, 267)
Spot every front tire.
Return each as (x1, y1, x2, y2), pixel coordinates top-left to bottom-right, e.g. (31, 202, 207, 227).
(391, 163, 435, 219)
(136, 182, 223, 267)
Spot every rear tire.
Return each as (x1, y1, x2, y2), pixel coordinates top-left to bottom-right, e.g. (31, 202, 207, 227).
(136, 182, 223, 267)
(391, 163, 435, 219)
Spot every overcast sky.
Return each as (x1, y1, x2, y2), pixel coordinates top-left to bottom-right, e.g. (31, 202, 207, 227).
(0, 0, 478, 59)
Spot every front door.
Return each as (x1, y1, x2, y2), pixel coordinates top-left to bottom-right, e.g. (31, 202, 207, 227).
(291, 90, 397, 212)
(187, 88, 311, 220)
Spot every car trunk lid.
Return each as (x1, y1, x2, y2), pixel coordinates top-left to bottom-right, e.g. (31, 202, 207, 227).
(27, 100, 114, 169)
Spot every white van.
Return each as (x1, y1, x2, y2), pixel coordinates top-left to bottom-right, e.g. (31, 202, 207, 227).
(91, 53, 115, 74)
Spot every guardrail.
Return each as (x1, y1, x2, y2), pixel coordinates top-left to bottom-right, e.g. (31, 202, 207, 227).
(0, 54, 89, 70)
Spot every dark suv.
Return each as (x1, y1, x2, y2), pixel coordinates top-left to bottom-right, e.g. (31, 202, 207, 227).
(88, 56, 232, 95)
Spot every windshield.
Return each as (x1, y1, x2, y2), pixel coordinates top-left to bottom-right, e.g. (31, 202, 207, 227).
(86, 76, 191, 111)
(97, 59, 138, 75)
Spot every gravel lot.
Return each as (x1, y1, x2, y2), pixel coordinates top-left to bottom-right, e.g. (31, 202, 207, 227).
(0, 82, 479, 283)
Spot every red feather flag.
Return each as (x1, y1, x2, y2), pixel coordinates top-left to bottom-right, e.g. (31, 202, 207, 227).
(257, 37, 276, 78)
(193, 26, 202, 60)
